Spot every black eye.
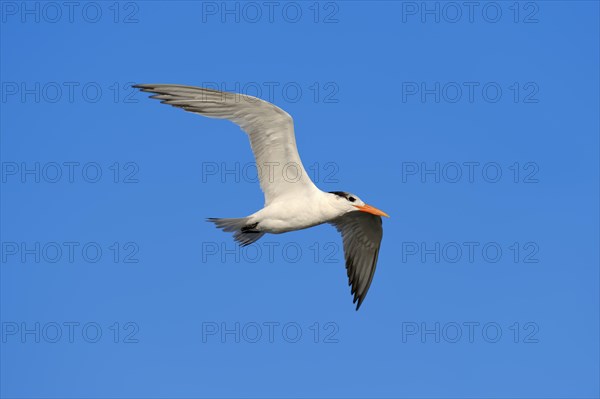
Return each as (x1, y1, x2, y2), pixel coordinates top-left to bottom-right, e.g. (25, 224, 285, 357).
(348, 196, 356, 202)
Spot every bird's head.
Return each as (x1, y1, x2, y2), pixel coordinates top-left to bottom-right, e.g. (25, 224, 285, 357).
(328, 191, 389, 218)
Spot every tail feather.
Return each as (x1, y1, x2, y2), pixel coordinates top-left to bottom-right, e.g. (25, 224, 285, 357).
(207, 217, 265, 247)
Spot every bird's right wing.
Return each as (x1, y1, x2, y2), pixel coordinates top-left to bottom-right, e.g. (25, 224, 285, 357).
(331, 211, 383, 310)
(134, 84, 317, 205)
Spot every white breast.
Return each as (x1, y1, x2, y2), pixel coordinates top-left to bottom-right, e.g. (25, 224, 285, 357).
(251, 190, 339, 233)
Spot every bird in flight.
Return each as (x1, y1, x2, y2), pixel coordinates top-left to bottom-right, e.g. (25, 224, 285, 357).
(134, 84, 389, 310)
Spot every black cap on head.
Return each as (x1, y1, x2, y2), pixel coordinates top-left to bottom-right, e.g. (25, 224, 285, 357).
(329, 191, 356, 202)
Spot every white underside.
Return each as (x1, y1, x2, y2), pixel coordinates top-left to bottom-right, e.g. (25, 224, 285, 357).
(248, 189, 341, 234)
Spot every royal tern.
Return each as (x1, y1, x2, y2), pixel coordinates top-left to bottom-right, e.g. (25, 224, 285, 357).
(134, 84, 389, 310)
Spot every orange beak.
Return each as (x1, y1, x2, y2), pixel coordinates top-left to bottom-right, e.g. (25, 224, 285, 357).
(355, 204, 390, 218)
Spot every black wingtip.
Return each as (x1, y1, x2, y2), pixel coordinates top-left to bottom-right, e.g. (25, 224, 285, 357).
(132, 84, 156, 92)
(355, 299, 363, 311)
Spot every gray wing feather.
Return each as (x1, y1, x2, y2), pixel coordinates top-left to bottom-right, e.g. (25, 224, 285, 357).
(331, 212, 383, 310)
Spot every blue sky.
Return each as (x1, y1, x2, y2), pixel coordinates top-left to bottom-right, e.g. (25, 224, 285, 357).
(1, 1, 599, 398)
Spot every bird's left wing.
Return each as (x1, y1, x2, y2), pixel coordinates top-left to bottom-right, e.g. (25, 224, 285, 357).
(134, 84, 317, 205)
(330, 211, 383, 310)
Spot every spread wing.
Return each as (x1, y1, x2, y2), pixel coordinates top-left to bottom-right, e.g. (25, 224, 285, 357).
(331, 212, 383, 310)
(134, 84, 317, 205)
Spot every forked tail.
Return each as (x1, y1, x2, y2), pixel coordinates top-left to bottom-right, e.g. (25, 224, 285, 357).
(207, 217, 265, 247)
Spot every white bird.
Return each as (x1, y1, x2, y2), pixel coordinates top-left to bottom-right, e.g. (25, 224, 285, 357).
(134, 84, 389, 310)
